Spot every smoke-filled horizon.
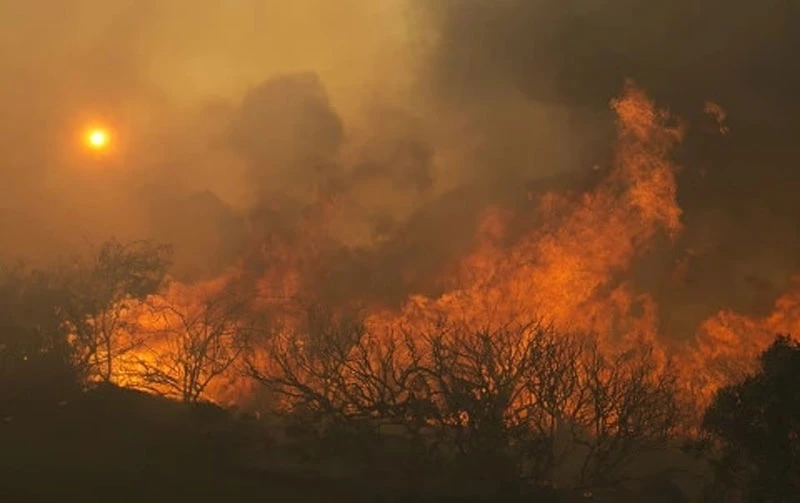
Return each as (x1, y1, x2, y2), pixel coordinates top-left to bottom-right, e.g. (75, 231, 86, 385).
(2, 0, 800, 346)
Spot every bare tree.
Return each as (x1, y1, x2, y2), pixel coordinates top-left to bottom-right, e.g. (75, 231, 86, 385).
(132, 290, 251, 403)
(0, 264, 81, 408)
(515, 328, 591, 483)
(576, 342, 680, 486)
(251, 310, 680, 490)
(251, 305, 371, 420)
(57, 238, 171, 382)
(406, 321, 550, 480)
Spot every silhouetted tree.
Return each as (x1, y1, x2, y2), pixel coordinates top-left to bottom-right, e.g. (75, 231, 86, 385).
(412, 321, 555, 487)
(703, 335, 800, 502)
(411, 323, 679, 489)
(58, 238, 171, 382)
(575, 342, 680, 486)
(133, 289, 252, 403)
(252, 311, 680, 492)
(249, 305, 376, 421)
(0, 265, 79, 412)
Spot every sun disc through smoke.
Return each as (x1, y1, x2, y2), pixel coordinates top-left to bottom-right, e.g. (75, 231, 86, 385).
(84, 127, 110, 151)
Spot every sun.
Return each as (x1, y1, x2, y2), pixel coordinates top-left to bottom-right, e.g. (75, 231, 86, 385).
(84, 127, 110, 151)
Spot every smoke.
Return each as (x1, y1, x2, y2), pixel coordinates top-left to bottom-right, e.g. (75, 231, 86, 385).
(2, 0, 800, 340)
(412, 0, 800, 333)
(0, 0, 419, 274)
(421, 0, 798, 112)
(229, 73, 344, 204)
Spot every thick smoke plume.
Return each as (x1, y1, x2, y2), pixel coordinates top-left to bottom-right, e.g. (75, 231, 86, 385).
(418, 0, 800, 333)
(3, 1, 800, 406)
(0, 0, 423, 275)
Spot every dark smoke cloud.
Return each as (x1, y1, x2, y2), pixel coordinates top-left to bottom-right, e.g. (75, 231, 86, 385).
(416, 0, 800, 333)
(229, 73, 344, 204)
(0, 1, 416, 275)
(419, 0, 800, 200)
(422, 0, 799, 116)
(3, 0, 800, 333)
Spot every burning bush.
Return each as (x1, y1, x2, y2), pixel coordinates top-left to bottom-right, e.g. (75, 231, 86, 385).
(250, 308, 680, 489)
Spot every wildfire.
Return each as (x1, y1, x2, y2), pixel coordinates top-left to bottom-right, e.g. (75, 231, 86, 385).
(684, 276, 800, 403)
(96, 82, 785, 418)
(365, 82, 682, 352)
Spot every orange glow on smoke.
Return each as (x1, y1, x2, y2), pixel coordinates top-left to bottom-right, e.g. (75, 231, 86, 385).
(99, 83, 785, 415)
(365, 82, 683, 353)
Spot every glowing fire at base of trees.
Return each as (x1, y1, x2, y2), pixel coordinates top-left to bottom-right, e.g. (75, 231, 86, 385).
(56, 82, 792, 415)
(2, 83, 797, 493)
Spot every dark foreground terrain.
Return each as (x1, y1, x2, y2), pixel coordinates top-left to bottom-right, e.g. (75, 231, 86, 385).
(0, 386, 531, 502)
(0, 385, 696, 502)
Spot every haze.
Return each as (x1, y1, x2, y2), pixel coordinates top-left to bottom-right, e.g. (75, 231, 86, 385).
(1, 0, 798, 331)
(3, 2, 800, 500)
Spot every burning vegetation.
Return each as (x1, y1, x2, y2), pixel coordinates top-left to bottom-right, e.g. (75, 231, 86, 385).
(2, 0, 800, 499)
(74, 82, 694, 407)
(3, 80, 799, 500)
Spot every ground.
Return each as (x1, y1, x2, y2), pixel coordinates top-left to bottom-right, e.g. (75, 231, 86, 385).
(0, 385, 698, 502)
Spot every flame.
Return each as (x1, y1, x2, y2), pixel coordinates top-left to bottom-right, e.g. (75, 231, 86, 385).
(94, 82, 786, 419)
(683, 276, 800, 405)
(365, 82, 682, 353)
(109, 276, 256, 405)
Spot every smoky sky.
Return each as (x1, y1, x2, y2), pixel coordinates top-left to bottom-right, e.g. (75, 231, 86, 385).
(416, 0, 800, 332)
(2, 0, 800, 332)
(424, 1, 798, 113)
(423, 0, 800, 214)
(0, 0, 418, 269)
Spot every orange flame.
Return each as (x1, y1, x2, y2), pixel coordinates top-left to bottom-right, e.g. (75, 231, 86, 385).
(99, 82, 786, 418)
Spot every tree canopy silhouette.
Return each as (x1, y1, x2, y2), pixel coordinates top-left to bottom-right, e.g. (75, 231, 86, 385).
(1, 238, 171, 415)
(0, 265, 79, 411)
(58, 238, 171, 382)
(703, 335, 800, 502)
